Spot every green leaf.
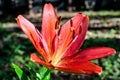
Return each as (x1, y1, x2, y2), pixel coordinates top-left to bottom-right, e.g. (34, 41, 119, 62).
(12, 63, 30, 80)
(39, 66, 51, 80)
(23, 65, 51, 80)
(24, 65, 40, 80)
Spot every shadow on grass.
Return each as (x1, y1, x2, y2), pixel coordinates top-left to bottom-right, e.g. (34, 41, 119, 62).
(83, 37, 119, 51)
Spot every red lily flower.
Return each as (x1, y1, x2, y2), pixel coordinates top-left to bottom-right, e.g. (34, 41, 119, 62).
(16, 3, 116, 75)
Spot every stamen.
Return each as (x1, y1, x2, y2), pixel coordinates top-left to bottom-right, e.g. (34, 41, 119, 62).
(70, 19, 75, 39)
(70, 19, 73, 27)
(72, 29, 75, 39)
(79, 25, 82, 34)
(58, 16, 62, 24)
(49, 60, 52, 63)
(55, 16, 62, 29)
(58, 27, 62, 36)
(55, 21, 59, 29)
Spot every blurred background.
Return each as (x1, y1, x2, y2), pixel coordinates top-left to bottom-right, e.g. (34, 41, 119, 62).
(0, 0, 120, 80)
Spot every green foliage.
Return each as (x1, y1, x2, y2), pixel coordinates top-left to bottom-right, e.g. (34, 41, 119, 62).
(12, 63, 30, 80)
(12, 63, 51, 80)
(39, 67, 51, 80)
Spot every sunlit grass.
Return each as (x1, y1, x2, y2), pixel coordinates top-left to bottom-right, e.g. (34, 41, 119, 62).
(83, 10, 120, 17)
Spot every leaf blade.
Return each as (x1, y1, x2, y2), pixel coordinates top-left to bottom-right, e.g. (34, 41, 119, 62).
(12, 63, 30, 80)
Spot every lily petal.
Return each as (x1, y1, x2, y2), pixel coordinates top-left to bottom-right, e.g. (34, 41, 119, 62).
(51, 14, 89, 65)
(42, 3, 58, 58)
(73, 47, 116, 61)
(31, 53, 54, 69)
(56, 61, 102, 75)
(16, 15, 49, 62)
(59, 47, 116, 64)
(61, 16, 89, 59)
(57, 13, 85, 52)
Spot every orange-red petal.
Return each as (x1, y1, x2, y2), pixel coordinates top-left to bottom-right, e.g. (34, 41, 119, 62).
(55, 61, 102, 75)
(59, 47, 116, 65)
(57, 13, 85, 52)
(51, 14, 89, 65)
(73, 47, 116, 61)
(31, 53, 54, 69)
(16, 15, 49, 62)
(61, 16, 89, 59)
(42, 3, 58, 58)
